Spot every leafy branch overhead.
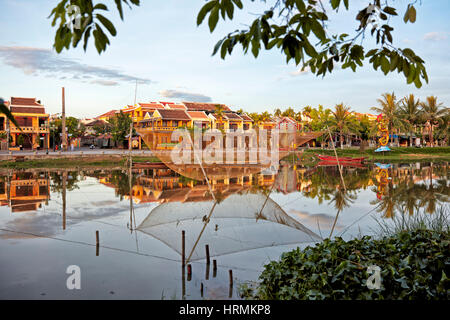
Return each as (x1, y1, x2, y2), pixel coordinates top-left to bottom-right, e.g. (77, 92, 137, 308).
(49, 0, 427, 88)
(49, 0, 140, 54)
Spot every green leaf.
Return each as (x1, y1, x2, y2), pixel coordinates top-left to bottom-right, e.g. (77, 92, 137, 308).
(96, 14, 117, 36)
(197, 1, 217, 25)
(409, 5, 416, 23)
(231, 0, 243, 10)
(208, 6, 219, 32)
(114, 0, 124, 20)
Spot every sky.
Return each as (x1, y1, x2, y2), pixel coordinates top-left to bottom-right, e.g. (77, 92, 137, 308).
(0, 0, 449, 118)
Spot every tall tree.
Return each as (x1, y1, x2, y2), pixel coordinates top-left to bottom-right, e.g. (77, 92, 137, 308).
(281, 107, 296, 118)
(50, 1, 427, 88)
(371, 92, 403, 145)
(399, 94, 421, 147)
(108, 111, 132, 147)
(329, 103, 355, 149)
(420, 96, 447, 147)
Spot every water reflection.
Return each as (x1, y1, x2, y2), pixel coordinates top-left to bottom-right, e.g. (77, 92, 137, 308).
(0, 161, 448, 299)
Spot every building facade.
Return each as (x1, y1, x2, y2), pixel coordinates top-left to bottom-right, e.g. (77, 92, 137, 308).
(0, 97, 50, 150)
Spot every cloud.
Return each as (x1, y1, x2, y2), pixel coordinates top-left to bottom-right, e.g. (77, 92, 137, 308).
(91, 80, 119, 86)
(289, 209, 343, 231)
(159, 89, 212, 102)
(423, 32, 448, 41)
(289, 66, 310, 76)
(0, 46, 152, 86)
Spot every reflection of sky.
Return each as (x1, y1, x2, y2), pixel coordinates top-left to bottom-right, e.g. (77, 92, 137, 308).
(273, 188, 380, 239)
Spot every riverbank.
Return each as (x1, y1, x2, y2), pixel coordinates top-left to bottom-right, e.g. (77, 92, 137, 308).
(0, 154, 160, 169)
(297, 146, 450, 162)
(1, 146, 449, 169)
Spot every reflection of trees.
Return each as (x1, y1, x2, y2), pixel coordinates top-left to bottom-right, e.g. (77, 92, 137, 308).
(370, 164, 449, 218)
(50, 171, 81, 193)
(329, 187, 357, 213)
(302, 167, 371, 205)
(108, 171, 136, 200)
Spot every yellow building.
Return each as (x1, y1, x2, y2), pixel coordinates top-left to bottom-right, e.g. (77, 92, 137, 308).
(0, 97, 50, 150)
(0, 172, 50, 213)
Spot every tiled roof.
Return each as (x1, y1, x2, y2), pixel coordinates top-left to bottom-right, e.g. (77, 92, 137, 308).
(224, 112, 243, 121)
(183, 102, 231, 112)
(239, 114, 254, 122)
(139, 102, 165, 109)
(96, 110, 118, 118)
(168, 104, 187, 110)
(10, 97, 42, 106)
(10, 106, 46, 114)
(9, 97, 46, 114)
(156, 109, 191, 121)
(187, 111, 210, 121)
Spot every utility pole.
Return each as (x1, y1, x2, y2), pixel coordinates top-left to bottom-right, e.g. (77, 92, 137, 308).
(129, 80, 137, 154)
(61, 87, 67, 151)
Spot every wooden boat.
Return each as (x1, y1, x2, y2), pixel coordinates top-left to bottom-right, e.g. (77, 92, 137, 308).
(316, 154, 366, 163)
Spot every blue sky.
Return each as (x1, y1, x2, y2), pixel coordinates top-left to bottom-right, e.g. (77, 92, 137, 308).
(0, 0, 449, 118)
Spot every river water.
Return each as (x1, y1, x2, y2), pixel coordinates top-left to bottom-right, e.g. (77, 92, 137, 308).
(0, 162, 448, 299)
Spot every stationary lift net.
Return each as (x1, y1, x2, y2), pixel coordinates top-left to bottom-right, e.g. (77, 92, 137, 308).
(137, 192, 321, 261)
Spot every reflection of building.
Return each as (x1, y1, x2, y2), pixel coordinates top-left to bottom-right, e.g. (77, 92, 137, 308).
(0, 172, 50, 213)
(0, 97, 50, 150)
(94, 168, 278, 204)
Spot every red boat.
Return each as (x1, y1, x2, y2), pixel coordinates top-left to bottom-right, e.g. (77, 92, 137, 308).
(316, 154, 366, 163)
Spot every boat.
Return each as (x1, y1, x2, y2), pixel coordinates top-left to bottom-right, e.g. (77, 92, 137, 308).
(316, 154, 366, 163)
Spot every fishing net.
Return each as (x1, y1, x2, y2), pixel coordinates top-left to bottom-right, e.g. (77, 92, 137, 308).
(137, 192, 320, 261)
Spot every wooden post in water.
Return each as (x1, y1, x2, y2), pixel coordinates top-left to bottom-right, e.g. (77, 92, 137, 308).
(205, 262, 210, 280)
(213, 259, 217, 278)
(228, 269, 233, 298)
(181, 230, 186, 268)
(187, 264, 192, 281)
(200, 282, 204, 297)
(95, 230, 100, 256)
(205, 244, 210, 265)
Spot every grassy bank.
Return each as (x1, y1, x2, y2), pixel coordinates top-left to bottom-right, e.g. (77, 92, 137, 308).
(294, 146, 450, 162)
(0, 155, 160, 169)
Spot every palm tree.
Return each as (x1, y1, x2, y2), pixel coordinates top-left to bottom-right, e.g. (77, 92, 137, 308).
(329, 103, 354, 149)
(274, 108, 282, 117)
(420, 96, 447, 147)
(214, 104, 225, 129)
(281, 107, 295, 118)
(371, 92, 403, 145)
(399, 94, 421, 147)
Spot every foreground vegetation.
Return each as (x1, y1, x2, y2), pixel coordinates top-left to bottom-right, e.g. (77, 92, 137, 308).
(241, 228, 449, 300)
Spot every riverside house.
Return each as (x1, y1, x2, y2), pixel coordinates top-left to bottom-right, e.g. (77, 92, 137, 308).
(0, 97, 50, 150)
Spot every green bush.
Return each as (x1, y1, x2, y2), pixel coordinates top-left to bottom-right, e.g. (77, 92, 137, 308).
(247, 230, 449, 300)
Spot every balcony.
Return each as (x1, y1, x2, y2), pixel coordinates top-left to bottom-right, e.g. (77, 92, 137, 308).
(138, 126, 179, 132)
(10, 126, 49, 133)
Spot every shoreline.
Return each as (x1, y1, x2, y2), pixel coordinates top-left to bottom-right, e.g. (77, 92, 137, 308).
(0, 146, 448, 169)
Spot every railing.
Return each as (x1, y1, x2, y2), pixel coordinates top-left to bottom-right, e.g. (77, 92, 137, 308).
(138, 126, 178, 131)
(9, 126, 49, 133)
